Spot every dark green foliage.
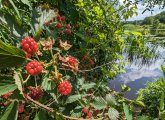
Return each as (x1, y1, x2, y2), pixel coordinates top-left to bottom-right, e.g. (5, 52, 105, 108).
(0, 41, 25, 69)
(137, 77, 165, 117)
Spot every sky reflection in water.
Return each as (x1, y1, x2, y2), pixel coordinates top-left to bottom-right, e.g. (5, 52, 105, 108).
(109, 47, 165, 99)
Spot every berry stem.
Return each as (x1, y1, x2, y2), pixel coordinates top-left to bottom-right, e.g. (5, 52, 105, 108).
(23, 75, 31, 84)
(50, 49, 54, 62)
(34, 76, 38, 87)
(35, 53, 40, 61)
(26, 58, 33, 61)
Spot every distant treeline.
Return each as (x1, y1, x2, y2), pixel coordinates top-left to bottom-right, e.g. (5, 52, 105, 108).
(125, 11, 165, 25)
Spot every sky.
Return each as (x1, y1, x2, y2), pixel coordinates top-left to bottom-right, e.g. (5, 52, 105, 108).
(119, 0, 165, 21)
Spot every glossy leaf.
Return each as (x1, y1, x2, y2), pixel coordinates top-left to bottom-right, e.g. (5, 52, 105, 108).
(0, 100, 18, 120)
(0, 84, 17, 96)
(0, 40, 25, 69)
(66, 95, 81, 104)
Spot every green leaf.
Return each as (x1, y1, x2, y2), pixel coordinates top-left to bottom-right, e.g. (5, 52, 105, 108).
(108, 108, 119, 120)
(14, 71, 23, 95)
(20, 0, 32, 9)
(132, 101, 145, 107)
(66, 95, 81, 104)
(34, 110, 47, 120)
(0, 100, 18, 120)
(55, 113, 65, 120)
(31, 8, 56, 36)
(0, 84, 17, 96)
(121, 84, 131, 92)
(70, 106, 82, 118)
(123, 103, 133, 120)
(0, 75, 19, 98)
(8, 0, 21, 19)
(94, 97, 107, 110)
(137, 116, 153, 120)
(105, 94, 117, 106)
(77, 78, 85, 86)
(161, 64, 165, 75)
(0, 40, 25, 69)
(42, 77, 58, 103)
(81, 83, 96, 90)
(160, 92, 164, 111)
(159, 111, 165, 120)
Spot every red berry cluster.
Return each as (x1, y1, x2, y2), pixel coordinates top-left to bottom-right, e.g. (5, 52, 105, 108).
(82, 107, 89, 114)
(2, 92, 13, 99)
(56, 23, 62, 28)
(56, 15, 66, 22)
(94, 110, 100, 116)
(82, 107, 93, 118)
(28, 87, 43, 100)
(44, 18, 54, 26)
(21, 37, 38, 55)
(58, 80, 72, 95)
(66, 56, 78, 66)
(64, 28, 71, 35)
(55, 15, 72, 35)
(26, 61, 43, 76)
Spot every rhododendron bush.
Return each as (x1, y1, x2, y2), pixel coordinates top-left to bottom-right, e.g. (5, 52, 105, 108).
(0, 0, 154, 120)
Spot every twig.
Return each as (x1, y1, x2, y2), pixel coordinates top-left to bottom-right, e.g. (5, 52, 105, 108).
(26, 95, 54, 112)
(25, 95, 103, 120)
(23, 75, 30, 84)
(79, 61, 113, 72)
(60, 61, 113, 73)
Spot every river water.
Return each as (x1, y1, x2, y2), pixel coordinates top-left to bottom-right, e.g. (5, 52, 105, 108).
(109, 46, 165, 100)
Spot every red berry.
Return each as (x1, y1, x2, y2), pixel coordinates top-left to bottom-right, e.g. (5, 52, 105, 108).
(28, 86, 34, 90)
(58, 80, 72, 95)
(65, 29, 71, 35)
(2, 92, 13, 99)
(28, 87, 43, 100)
(18, 103, 24, 113)
(56, 23, 62, 28)
(65, 24, 71, 29)
(21, 37, 38, 54)
(56, 15, 61, 21)
(60, 16, 66, 21)
(3, 101, 8, 107)
(26, 61, 43, 76)
(94, 110, 100, 115)
(87, 112, 92, 118)
(66, 56, 78, 66)
(82, 107, 88, 114)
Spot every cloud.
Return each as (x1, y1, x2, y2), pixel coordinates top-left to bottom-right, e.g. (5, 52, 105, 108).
(118, 68, 162, 84)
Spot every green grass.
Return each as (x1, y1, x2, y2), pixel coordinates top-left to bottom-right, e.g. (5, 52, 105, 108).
(124, 24, 165, 36)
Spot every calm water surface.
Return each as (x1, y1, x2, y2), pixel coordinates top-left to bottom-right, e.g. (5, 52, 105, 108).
(109, 47, 165, 99)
